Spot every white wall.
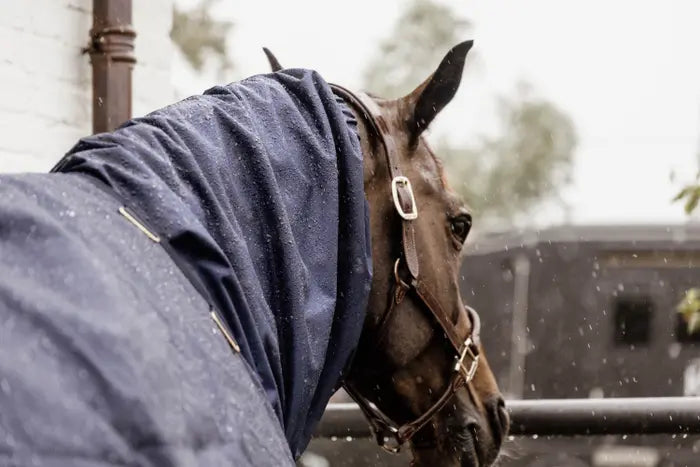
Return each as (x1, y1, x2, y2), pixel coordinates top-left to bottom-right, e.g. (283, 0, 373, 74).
(133, 0, 176, 117)
(0, 0, 175, 173)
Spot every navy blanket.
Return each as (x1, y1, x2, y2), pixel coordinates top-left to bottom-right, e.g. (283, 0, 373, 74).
(0, 174, 296, 466)
(0, 69, 372, 463)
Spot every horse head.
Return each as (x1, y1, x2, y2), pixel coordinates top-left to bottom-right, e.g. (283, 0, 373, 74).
(265, 41, 508, 466)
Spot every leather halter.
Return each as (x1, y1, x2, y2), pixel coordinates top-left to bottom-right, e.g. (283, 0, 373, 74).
(331, 84, 482, 453)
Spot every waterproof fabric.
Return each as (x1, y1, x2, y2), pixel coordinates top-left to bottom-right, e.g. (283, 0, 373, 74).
(0, 174, 295, 466)
(0, 69, 372, 464)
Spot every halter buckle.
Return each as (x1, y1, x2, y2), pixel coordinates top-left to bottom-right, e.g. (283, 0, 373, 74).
(454, 337, 480, 382)
(391, 176, 418, 220)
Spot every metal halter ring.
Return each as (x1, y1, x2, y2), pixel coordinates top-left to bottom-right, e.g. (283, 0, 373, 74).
(391, 176, 418, 220)
(393, 258, 411, 289)
(378, 427, 402, 454)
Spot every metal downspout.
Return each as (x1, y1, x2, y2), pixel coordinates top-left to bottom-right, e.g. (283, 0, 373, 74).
(87, 0, 136, 134)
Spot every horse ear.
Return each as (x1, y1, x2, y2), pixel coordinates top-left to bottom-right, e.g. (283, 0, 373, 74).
(262, 47, 283, 72)
(404, 40, 473, 139)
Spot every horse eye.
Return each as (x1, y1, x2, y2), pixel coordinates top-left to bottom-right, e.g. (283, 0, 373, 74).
(449, 214, 472, 245)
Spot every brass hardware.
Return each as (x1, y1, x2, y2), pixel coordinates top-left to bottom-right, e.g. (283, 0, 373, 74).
(210, 311, 241, 353)
(118, 207, 160, 243)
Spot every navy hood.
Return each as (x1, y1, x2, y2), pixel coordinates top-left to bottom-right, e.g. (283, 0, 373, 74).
(53, 69, 372, 457)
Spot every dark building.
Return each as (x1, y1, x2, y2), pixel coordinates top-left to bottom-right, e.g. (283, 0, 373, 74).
(463, 224, 700, 401)
(461, 224, 700, 466)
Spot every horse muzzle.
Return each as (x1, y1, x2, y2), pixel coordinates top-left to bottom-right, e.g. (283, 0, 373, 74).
(410, 390, 509, 467)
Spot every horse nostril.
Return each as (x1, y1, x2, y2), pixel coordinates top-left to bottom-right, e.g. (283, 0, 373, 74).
(487, 396, 510, 445)
(496, 398, 510, 435)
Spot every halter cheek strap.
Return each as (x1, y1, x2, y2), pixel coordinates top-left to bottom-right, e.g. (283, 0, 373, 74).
(330, 84, 482, 452)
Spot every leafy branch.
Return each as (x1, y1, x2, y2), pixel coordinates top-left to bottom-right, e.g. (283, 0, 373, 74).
(678, 288, 700, 335)
(674, 173, 700, 334)
(673, 178, 700, 215)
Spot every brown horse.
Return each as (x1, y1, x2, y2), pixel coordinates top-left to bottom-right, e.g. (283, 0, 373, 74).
(267, 41, 509, 466)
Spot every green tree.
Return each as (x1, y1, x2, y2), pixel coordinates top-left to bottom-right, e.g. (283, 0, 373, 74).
(442, 89, 576, 226)
(171, 0, 233, 73)
(363, 0, 577, 227)
(363, 0, 471, 98)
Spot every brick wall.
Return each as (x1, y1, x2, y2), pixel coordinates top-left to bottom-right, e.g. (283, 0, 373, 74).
(0, 0, 175, 173)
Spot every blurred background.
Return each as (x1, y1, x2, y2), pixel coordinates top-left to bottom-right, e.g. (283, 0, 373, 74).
(166, 0, 700, 230)
(2, 0, 700, 465)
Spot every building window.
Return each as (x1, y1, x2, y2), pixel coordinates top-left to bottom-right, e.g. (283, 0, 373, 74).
(614, 296, 653, 346)
(676, 314, 700, 343)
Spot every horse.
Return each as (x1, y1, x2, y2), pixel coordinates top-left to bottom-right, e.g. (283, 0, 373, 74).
(0, 40, 507, 467)
(323, 41, 509, 466)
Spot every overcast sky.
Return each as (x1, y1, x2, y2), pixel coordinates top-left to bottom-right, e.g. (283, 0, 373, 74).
(174, 0, 700, 227)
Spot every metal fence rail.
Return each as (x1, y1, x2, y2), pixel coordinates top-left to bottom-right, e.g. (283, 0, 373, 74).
(315, 397, 700, 438)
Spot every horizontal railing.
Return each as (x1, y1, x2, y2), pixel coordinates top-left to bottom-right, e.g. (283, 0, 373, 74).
(315, 397, 700, 438)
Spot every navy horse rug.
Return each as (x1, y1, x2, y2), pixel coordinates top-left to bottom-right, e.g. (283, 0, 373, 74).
(0, 69, 372, 466)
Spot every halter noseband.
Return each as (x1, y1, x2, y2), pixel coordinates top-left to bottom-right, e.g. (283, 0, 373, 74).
(331, 84, 482, 453)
